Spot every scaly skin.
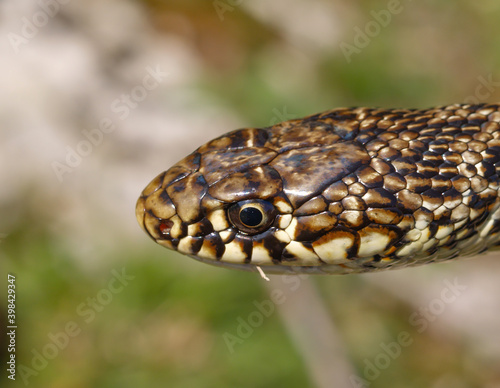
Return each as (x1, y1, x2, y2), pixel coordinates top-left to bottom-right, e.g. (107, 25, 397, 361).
(136, 103, 500, 274)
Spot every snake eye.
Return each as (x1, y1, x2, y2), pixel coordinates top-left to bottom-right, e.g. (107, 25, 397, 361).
(228, 199, 277, 235)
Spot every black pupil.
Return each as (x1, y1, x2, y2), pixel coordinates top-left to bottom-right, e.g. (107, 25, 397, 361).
(239, 207, 263, 227)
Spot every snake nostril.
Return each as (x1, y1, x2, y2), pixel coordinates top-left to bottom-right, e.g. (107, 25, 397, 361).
(159, 220, 174, 235)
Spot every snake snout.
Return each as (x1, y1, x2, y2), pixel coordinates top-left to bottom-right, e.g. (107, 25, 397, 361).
(136, 170, 178, 242)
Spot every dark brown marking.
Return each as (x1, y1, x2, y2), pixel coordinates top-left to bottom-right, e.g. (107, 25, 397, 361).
(265, 121, 342, 153)
(339, 210, 368, 229)
(328, 202, 344, 215)
(388, 138, 409, 151)
(430, 174, 452, 192)
(282, 242, 317, 262)
(366, 207, 403, 225)
(362, 188, 397, 208)
(356, 166, 384, 188)
(392, 158, 418, 175)
(183, 236, 204, 255)
(450, 175, 471, 193)
(421, 189, 444, 212)
(370, 158, 394, 175)
(378, 146, 402, 161)
(202, 232, 225, 259)
(167, 172, 208, 223)
(438, 162, 459, 179)
(332, 120, 360, 140)
(323, 181, 349, 202)
(468, 140, 487, 153)
(342, 175, 358, 186)
(470, 176, 488, 193)
(230, 234, 253, 263)
(457, 162, 477, 178)
(141, 171, 165, 196)
(294, 196, 328, 216)
(396, 214, 415, 232)
(144, 211, 161, 239)
(347, 182, 368, 196)
(200, 192, 224, 208)
(396, 190, 423, 212)
(198, 128, 269, 153)
(415, 161, 437, 179)
(462, 150, 483, 165)
(311, 227, 357, 259)
(414, 207, 434, 225)
(254, 228, 290, 262)
(481, 121, 500, 134)
(342, 195, 367, 211)
(366, 139, 388, 153)
(269, 142, 370, 208)
(449, 141, 468, 153)
(358, 224, 403, 253)
(292, 212, 338, 242)
(405, 173, 432, 194)
(409, 139, 428, 153)
(176, 152, 201, 171)
(186, 218, 214, 237)
(208, 166, 282, 202)
(200, 147, 277, 186)
(383, 173, 407, 193)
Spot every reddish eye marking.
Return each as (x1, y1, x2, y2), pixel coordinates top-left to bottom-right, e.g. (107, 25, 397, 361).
(159, 220, 174, 234)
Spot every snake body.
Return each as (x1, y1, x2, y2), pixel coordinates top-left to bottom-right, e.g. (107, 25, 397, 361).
(136, 103, 500, 274)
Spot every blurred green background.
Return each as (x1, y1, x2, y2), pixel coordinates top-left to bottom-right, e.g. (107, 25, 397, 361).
(2, 0, 500, 387)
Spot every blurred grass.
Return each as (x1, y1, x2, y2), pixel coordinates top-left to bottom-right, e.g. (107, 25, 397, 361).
(2, 225, 311, 387)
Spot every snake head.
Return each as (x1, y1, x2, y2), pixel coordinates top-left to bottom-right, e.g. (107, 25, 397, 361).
(136, 117, 387, 274)
(135, 128, 292, 272)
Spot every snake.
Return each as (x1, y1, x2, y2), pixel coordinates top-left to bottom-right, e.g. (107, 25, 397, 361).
(135, 103, 500, 275)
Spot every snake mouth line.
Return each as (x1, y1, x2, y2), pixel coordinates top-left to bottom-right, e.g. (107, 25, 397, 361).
(187, 254, 334, 275)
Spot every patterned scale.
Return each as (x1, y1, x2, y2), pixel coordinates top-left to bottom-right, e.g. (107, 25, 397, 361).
(136, 103, 500, 274)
